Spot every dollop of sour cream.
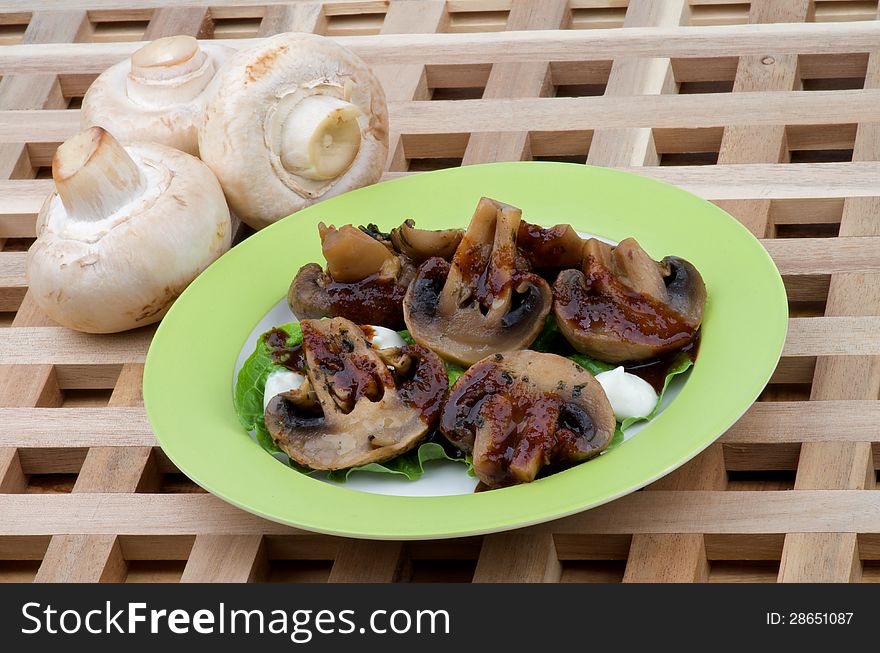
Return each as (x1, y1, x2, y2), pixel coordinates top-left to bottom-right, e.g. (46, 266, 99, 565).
(364, 325, 406, 350)
(263, 369, 305, 410)
(594, 366, 658, 421)
(262, 326, 406, 410)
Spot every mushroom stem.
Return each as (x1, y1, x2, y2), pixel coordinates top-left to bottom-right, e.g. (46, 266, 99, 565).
(127, 35, 212, 106)
(281, 95, 362, 181)
(52, 126, 145, 223)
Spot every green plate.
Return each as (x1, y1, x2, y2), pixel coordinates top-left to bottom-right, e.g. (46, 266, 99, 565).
(144, 162, 787, 540)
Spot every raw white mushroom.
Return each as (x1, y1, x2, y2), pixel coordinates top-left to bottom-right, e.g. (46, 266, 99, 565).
(26, 126, 231, 333)
(81, 35, 233, 156)
(198, 32, 389, 230)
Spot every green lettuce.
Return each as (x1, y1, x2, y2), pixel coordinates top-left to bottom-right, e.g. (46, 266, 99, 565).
(327, 441, 464, 482)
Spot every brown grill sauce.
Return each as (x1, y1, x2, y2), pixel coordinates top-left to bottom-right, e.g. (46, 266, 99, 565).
(624, 337, 699, 393)
(554, 260, 696, 347)
(325, 274, 408, 329)
(265, 328, 307, 373)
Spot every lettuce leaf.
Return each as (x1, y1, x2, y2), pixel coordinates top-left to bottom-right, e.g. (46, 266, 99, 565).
(327, 441, 464, 482)
(233, 321, 301, 435)
(233, 322, 467, 482)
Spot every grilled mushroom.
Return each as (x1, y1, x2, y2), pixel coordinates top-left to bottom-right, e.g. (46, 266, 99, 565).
(390, 220, 463, 264)
(554, 238, 706, 363)
(264, 318, 447, 470)
(403, 197, 553, 366)
(288, 223, 413, 328)
(440, 350, 615, 488)
(516, 221, 584, 275)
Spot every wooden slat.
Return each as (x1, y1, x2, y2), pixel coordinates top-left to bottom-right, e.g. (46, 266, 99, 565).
(328, 540, 408, 582)
(5, 400, 880, 449)
(779, 43, 880, 583)
(0, 448, 26, 493)
(2, 490, 880, 536)
(35, 365, 154, 582)
(472, 533, 561, 582)
(587, 0, 685, 167)
(373, 1, 448, 170)
(0, 10, 88, 182)
(30, 9, 213, 583)
(258, 1, 327, 35)
(3, 21, 880, 73)
(714, 0, 812, 238)
(8, 162, 880, 231)
(180, 534, 266, 583)
(8, 89, 880, 141)
(462, 0, 570, 164)
(142, 6, 212, 40)
(722, 401, 880, 444)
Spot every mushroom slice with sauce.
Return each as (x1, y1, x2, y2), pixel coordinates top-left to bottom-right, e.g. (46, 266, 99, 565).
(81, 35, 232, 156)
(264, 318, 448, 470)
(288, 223, 413, 328)
(403, 197, 553, 367)
(516, 221, 585, 276)
(26, 126, 231, 333)
(440, 351, 616, 488)
(198, 32, 388, 229)
(554, 238, 706, 363)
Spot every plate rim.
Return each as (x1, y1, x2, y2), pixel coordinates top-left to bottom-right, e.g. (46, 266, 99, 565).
(144, 160, 788, 540)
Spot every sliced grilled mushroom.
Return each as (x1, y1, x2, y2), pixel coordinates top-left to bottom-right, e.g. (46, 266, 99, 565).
(288, 223, 412, 328)
(554, 237, 706, 363)
(440, 350, 615, 488)
(390, 219, 464, 264)
(403, 197, 552, 366)
(516, 221, 584, 275)
(264, 318, 447, 470)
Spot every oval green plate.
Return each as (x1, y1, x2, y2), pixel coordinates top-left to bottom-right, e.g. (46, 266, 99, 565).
(144, 161, 787, 540)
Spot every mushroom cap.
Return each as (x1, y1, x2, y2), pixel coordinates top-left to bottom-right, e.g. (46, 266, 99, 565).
(26, 141, 231, 333)
(287, 222, 415, 329)
(553, 238, 706, 363)
(516, 220, 585, 273)
(403, 197, 553, 366)
(264, 318, 448, 470)
(288, 262, 331, 320)
(198, 32, 389, 230)
(81, 41, 232, 156)
(440, 350, 616, 487)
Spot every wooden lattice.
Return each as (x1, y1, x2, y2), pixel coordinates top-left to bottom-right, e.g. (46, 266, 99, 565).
(1, 0, 880, 583)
